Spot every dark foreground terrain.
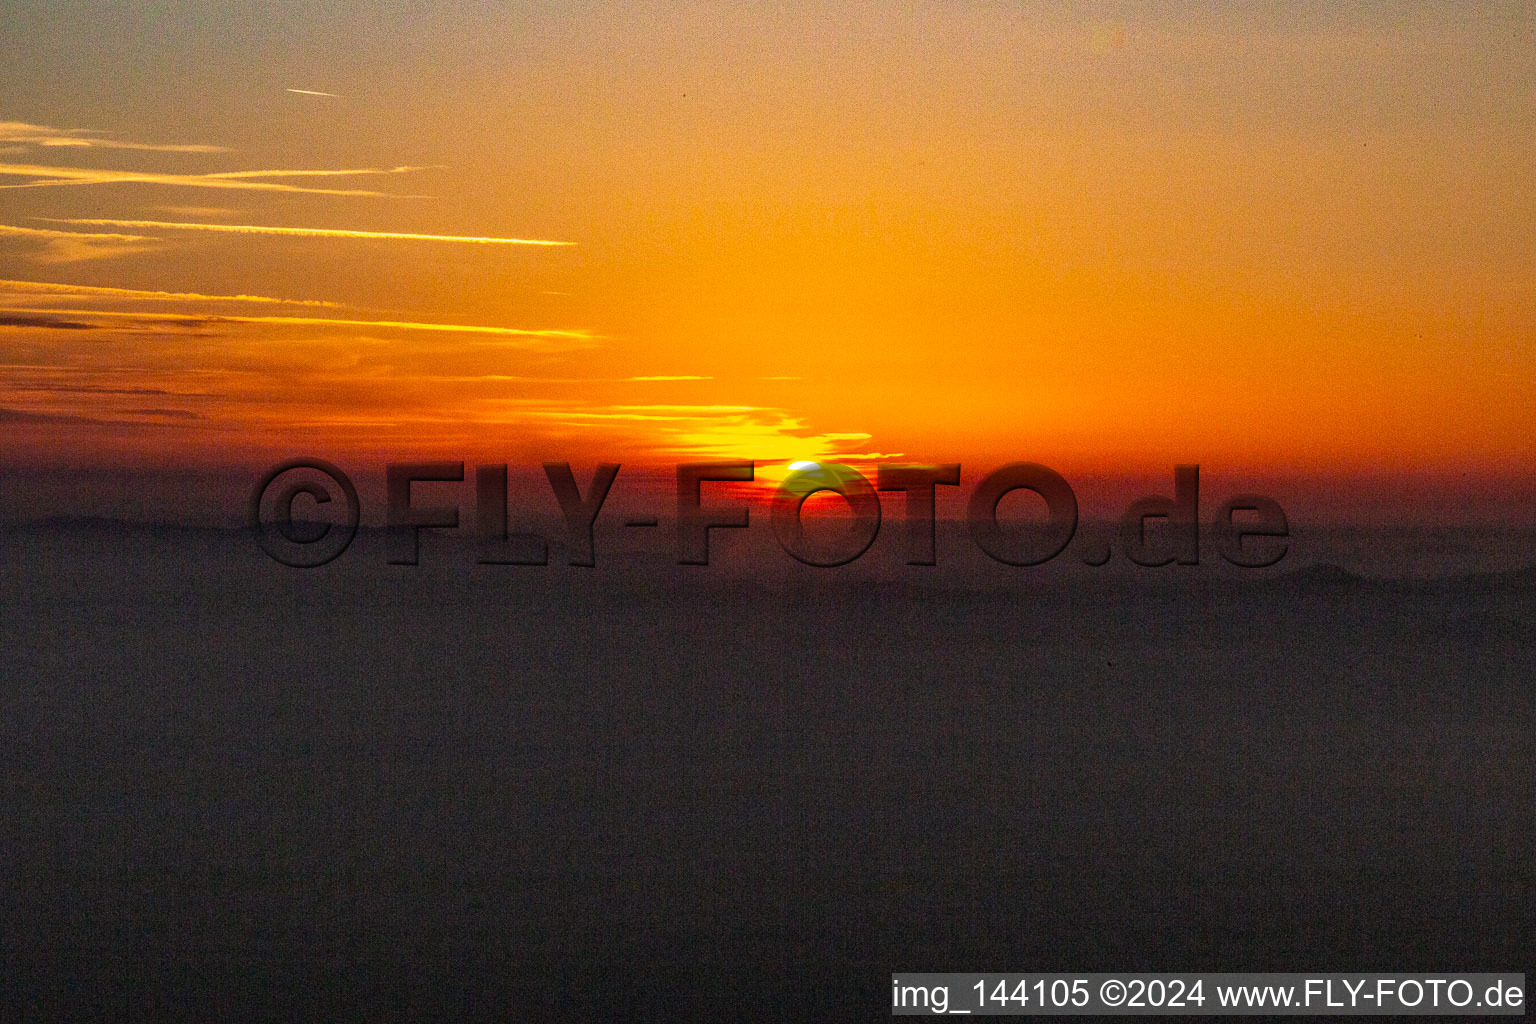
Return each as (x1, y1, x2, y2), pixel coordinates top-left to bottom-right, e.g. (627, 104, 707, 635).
(1, 522, 1532, 1020)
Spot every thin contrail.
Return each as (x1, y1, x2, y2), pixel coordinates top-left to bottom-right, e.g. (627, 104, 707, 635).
(0, 223, 154, 242)
(0, 164, 420, 196)
(43, 218, 577, 247)
(199, 166, 431, 179)
(0, 279, 341, 308)
(286, 88, 340, 97)
(0, 306, 597, 340)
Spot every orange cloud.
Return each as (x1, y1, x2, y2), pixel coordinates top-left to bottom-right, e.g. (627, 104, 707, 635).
(0, 223, 160, 263)
(0, 163, 427, 196)
(0, 121, 229, 153)
(0, 306, 598, 344)
(45, 218, 576, 247)
(0, 279, 342, 308)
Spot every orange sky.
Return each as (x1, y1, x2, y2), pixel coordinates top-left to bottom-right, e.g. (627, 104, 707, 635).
(1, 3, 1532, 501)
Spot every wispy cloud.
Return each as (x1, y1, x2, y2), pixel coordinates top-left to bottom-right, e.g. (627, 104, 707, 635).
(0, 163, 428, 196)
(0, 279, 342, 308)
(6, 381, 207, 397)
(628, 375, 712, 381)
(197, 166, 433, 180)
(660, 411, 886, 466)
(0, 306, 599, 344)
(45, 217, 576, 247)
(0, 311, 196, 333)
(0, 121, 228, 153)
(532, 405, 758, 422)
(516, 402, 889, 468)
(286, 89, 340, 98)
(405, 373, 713, 385)
(615, 404, 758, 412)
(0, 407, 106, 424)
(0, 402, 206, 428)
(0, 223, 160, 263)
(121, 407, 202, 419)
(0, 224, 154, 242)
(156, 206, 237, 217)
(0, 314, 99, 330)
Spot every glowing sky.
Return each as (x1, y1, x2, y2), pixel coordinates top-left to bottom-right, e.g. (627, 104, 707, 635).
(1, 2, 1532, 494)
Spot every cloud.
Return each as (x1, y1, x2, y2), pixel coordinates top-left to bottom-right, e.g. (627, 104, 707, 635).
(528, 405, 758, 422)
(0, 121, 228, 153)
(614, 404, 758, 412)
(7, 382, 201, 396)
(0, 163, 429, 196)
(156, 206, 237, 217)
(0, 406, 105, 424)
(198, 166, 434, 180)
(628, 375, 713, 381)
(659, 410, 889, 466)
(403, 373, 713, 385)
(286, 89, 340, 98)
(45, 217, 576, 247)
(0, 404, 202, 426)
(0, 223, 161, 263)
(120, 407, 201, 419)
(0, 314, 98, 330)
(0, 311, 195, 333)
(514, 402, 890, 468)
(0, 279, 342, 308)
(0, 306, 600, 345)
(0, 224, 154, 241)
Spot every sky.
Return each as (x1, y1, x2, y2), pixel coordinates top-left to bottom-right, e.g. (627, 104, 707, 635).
(0, 1, 1533, 520)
